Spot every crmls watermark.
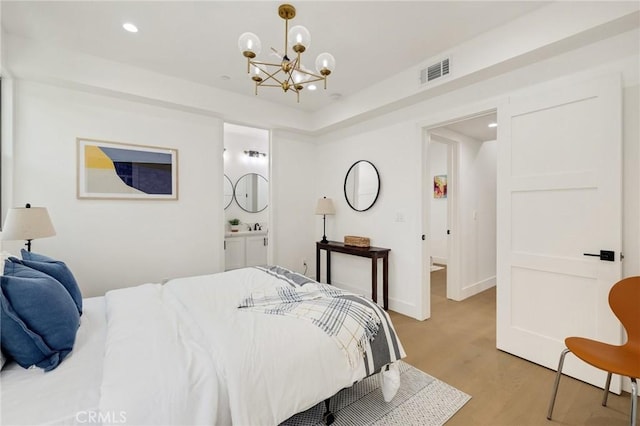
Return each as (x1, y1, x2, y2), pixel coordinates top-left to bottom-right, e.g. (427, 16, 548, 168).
(75, 410, 127, 424)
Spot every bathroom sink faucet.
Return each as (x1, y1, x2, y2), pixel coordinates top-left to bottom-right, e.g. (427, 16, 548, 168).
(254, 223, 261, 231)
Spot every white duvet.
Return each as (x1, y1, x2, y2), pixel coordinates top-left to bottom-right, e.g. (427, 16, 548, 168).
(99, 268, 390, 425)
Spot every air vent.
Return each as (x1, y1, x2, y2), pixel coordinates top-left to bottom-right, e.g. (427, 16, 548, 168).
(420, 58, 450, 84)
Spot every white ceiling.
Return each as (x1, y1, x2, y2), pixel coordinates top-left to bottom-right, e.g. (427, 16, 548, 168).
(2, 1, 549, 112)
(444, 113, 497, 142)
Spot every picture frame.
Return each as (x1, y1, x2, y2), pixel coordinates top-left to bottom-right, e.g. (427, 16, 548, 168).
(77, 138, 178, 200)
(434, 174, 447, 199)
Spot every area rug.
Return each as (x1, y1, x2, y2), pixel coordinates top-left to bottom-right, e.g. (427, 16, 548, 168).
(281, 361, 470, 426)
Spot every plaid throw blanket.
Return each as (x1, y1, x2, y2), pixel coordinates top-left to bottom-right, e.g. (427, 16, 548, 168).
(238, 268, 381, 368)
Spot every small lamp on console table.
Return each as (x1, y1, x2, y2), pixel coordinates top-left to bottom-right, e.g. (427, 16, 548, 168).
(1, 203, 56, 252)
(315, 197, 335, 244)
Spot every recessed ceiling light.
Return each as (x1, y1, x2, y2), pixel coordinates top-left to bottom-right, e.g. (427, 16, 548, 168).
(307, 84, 317, 91)
(122, 23, 138, 33)
(488, 122, 498, 128)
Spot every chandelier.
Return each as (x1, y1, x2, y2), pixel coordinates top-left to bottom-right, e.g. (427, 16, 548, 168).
(238, 3, 336, 103)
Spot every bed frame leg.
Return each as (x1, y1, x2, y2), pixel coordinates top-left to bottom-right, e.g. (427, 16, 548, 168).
(323, 398, 335, 425)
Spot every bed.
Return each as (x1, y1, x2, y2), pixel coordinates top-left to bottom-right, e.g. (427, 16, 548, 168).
(1, 264, 405, 425)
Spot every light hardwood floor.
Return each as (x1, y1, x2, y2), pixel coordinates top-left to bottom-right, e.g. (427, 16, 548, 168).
(388, 267, 632, 426)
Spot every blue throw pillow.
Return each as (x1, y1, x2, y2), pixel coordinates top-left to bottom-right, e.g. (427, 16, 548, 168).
(0, 274, 80, 371)
(16, 249, 83, 315)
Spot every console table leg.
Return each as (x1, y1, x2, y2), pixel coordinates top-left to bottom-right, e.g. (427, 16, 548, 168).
(372, 255, 378, 305)
(383, 254, 389, 310)
(316, 247, 321, 281)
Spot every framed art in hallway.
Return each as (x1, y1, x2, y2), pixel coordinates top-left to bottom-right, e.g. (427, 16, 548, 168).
(434, 174, 447, 199)
(77, 138, 178, 200)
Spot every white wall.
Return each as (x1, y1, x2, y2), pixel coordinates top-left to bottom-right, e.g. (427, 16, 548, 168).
(315, 122, 422, 316)
(270, 130, 317, 275)
(458, 137, 497, 297)
(2, 79, 224, 297)
(428, 140, 448, 264)
(223, 123, 269, 231)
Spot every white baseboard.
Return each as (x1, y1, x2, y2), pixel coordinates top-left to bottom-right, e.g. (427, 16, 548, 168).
(459, 275, 496, 300)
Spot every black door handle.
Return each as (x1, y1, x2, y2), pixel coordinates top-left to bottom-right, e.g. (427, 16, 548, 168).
(583, 250, 615, 262)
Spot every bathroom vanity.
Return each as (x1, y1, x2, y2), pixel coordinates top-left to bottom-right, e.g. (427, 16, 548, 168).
(224, 230, 268, 270)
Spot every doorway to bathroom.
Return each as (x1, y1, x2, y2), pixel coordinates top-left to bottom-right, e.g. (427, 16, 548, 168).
(223, 123, 270, 271)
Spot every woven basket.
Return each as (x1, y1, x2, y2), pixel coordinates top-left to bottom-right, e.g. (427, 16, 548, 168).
(344, 235, 370, 247)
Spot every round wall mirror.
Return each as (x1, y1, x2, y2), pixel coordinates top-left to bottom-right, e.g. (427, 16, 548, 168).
(234, 173, 269, 213)
(223, 174, 234, 209)
(344, 160, 380, 212)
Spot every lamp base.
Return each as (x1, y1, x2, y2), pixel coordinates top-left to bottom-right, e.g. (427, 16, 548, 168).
(321, 214, 329, 244)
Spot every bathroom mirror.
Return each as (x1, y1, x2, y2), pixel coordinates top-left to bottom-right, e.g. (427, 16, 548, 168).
(234, 173, 269, 213)
(223, 174, 234, 209)
(344, 160, 380, 212)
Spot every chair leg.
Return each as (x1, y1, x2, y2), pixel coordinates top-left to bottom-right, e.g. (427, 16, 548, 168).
(631, 378, 637, 426)
(602, 372, 612, 406)
(547, 348, 571, 420)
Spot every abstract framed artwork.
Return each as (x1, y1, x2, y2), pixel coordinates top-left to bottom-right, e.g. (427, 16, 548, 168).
(434, 174, 447, 199)
(77, 138, 178, 200)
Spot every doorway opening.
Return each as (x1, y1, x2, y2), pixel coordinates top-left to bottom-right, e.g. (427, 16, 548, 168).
(223, 123, 270, 271)
(423, 110, 498, 317)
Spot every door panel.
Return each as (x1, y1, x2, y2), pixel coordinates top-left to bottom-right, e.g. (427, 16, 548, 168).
(497, 74, 622, 391)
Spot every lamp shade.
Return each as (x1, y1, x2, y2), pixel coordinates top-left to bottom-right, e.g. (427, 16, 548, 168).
(2, 206, 56, 241)
(315, 197, 335, 215)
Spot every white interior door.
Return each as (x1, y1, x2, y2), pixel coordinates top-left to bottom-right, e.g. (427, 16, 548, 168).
(496, 74, 623, 390)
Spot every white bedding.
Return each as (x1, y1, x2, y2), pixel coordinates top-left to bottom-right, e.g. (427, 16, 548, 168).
(100, 268, 378, 425)
(1, 297, 107, 425)
(1, 267, 404, 426)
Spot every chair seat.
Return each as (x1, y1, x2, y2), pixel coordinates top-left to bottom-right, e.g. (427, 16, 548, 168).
(566, 337, 640, 379)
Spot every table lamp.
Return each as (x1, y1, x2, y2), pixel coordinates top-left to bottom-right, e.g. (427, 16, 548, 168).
(1, 203, 56, 252)
(315, 197, 335, 244)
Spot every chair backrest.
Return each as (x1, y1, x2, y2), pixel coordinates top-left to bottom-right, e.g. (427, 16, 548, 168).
(609, 276, 640, 349)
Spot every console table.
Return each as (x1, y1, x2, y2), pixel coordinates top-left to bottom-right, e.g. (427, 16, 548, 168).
(316, 241, 390, 310)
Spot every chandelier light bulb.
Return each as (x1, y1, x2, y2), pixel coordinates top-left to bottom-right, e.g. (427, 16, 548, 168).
(315, 52, 336, 76)
(288, 25, 311, 53)
(292, 68, 311, 84)
(238, 32, 261, 57)
(251, 65, 263, 82)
